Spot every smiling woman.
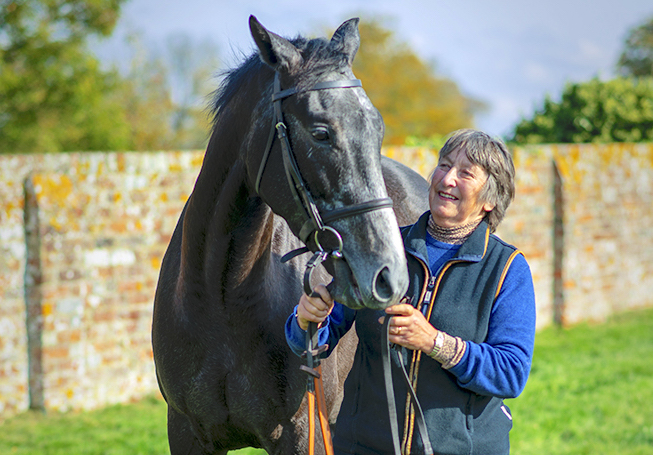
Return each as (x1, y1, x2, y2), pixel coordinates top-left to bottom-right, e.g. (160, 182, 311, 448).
(287, 128, 536, 455)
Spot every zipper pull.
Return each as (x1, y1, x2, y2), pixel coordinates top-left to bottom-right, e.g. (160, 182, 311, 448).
(421, 275, 437, 315)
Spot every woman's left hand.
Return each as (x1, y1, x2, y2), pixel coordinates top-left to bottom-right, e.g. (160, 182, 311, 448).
(379, 304, 439, 353)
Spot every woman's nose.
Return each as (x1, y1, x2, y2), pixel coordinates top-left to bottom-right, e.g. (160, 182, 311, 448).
(441, 167, 457, 187)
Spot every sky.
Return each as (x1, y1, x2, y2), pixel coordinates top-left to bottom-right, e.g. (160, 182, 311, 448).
(97, 0, 653, 138)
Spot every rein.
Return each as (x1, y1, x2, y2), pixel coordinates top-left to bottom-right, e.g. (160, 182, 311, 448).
(383, 316, 434, 455)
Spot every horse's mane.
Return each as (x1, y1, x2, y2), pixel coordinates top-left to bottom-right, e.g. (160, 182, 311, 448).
(210, 34, 351, 127)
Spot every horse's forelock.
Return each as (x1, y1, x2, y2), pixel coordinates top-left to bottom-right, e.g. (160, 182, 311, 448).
(295, 37, 352, 88)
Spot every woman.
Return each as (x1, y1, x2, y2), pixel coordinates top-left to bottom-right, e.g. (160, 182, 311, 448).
(285, 129, 536, 455)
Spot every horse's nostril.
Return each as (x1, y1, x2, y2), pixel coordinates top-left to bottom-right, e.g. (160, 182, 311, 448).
(372, 266, 394, 303)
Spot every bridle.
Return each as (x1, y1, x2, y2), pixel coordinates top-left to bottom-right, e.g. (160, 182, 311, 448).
(255, 72, 432, 455)
(254, 72, 394, 256)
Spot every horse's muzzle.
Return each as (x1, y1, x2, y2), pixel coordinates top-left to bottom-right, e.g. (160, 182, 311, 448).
(329, 255, 408, 310)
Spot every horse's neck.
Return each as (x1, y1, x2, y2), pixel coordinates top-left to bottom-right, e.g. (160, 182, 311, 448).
(178, 70, 301, 302)
(182, 152, 266, 274)
(180, 121, 300, 308)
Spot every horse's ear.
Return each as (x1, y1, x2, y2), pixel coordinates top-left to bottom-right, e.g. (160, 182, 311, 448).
(249, 15, 302, 73)
(330, 18, 360, 66)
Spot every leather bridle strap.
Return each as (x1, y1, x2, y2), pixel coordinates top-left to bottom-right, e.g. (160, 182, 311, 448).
(255, 72, 393, 245)
(256, 72, 432, 454)
(255, 78, 362, 195)
(298, 197, 394, 246)
(382, 316, 434, 455)
(273, 78, 363, 101)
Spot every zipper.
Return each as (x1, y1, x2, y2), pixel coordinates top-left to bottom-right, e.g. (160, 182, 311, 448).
(420, 275, 437, 316)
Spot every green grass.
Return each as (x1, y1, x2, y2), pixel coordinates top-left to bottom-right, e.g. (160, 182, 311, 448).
(0, 395, 264, 455)
(507, 308, 653, 454)
(1, 308, 651, 454)
(0, 395, 169, 455)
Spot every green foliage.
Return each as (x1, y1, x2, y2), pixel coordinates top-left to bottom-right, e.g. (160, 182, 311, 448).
(510, 77, 653, 144)
(104, 32, 215, 152)
(0, 1, 215, 154)
(404, 134, 447, 151)
(0, 0, 132, 153)
(617, 15, 653, 78)
(352, 18, 484, 146)
(116, 41, 175, 152)
(159, 33, 217, 150)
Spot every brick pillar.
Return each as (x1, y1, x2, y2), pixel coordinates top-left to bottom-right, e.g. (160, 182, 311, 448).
(552, 162, 565, 326)
(23, 176, 44, 410)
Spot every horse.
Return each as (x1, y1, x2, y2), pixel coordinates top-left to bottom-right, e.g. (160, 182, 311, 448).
(152, 16, 429, 454)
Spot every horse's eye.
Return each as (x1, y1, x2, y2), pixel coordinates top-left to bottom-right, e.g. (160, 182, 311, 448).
(311, 127, 330, 142)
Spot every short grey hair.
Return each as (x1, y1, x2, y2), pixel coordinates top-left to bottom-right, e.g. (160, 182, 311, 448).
(437, 129, 515, 232)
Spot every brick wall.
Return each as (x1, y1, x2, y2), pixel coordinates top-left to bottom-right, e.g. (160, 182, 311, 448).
(0, 155, 30, 417)
(0, 151, 203, 418)
(552, 144, 653, 325)
(1, 144, 652, 418)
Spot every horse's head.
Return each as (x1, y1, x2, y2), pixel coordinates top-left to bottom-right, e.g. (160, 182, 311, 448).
(246, 16, 409, 310)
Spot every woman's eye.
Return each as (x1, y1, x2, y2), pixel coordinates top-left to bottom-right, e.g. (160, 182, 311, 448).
(311, 127, 329, 142)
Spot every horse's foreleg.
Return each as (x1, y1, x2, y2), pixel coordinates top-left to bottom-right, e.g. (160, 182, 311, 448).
(167, 406, 223, 455)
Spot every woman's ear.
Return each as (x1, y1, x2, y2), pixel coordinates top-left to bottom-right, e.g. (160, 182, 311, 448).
(483, 201, 496, 213)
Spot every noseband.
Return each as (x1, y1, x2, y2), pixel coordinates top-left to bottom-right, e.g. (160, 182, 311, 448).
(254, 73, 394, 257)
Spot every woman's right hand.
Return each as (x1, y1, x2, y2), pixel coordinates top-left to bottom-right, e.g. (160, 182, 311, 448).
(296, 283, 334, 331)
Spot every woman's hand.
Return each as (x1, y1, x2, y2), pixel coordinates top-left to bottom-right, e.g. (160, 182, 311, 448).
(296, 284, 334, 331)
(379, 304, 438, 353)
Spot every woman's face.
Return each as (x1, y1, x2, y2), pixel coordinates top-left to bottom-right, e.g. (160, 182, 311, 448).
(429, 147, 495, 229)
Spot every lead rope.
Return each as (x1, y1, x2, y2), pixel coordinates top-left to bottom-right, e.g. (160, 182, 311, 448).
(302, 321, 334, 455)
(300, 244, 342, 455)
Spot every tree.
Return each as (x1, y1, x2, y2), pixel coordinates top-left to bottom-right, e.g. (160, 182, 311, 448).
(116, 35, 176, 151)
(510, 77, 653, 144)
(617, 15, 653, 78)
(351, 18, 484, 145)
(162, 33, 218, 150)
(0, 0, 132, 153)
(115, 32, 218, 151)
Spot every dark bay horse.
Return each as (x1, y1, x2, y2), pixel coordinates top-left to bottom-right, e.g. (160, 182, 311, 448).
(152, 16, 429, 454)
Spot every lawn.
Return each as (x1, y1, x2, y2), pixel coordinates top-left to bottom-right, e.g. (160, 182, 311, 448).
(1, 308, 651, 454)
(507, 307, 653, 454)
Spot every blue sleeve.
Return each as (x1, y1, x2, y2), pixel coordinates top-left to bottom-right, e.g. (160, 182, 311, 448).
(285, 302, 357, 358)
(447, 254, 536, 398)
